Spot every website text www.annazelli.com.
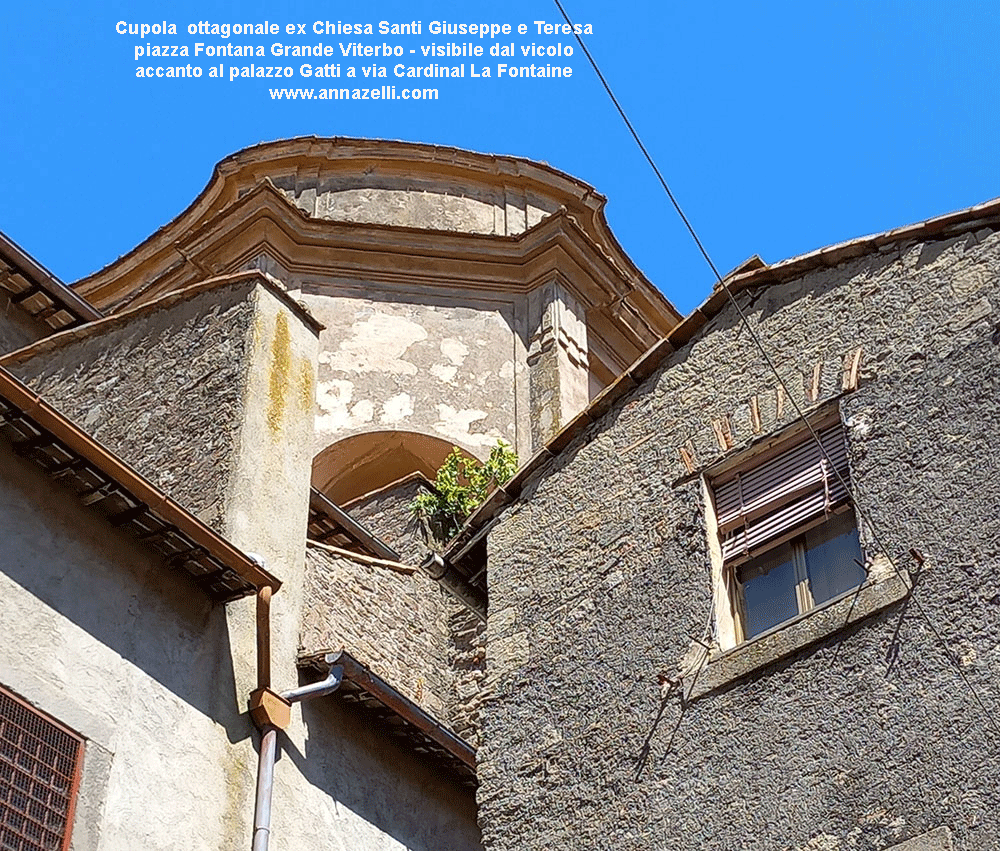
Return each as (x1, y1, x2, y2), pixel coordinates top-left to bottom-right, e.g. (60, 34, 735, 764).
(269, 85, 438, 100)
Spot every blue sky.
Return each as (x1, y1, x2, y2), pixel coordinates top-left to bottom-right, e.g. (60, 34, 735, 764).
(2, 0, 997, 314)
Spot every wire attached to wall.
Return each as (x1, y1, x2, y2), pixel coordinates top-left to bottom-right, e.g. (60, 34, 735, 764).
(552, 0, 1000, 740)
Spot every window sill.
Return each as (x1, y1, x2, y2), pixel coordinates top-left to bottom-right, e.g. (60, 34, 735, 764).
(685, 568, 912, 700)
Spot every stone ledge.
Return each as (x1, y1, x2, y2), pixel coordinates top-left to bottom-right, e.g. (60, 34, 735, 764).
(686, 570, 912, 700)
(887, 826, 953, 851)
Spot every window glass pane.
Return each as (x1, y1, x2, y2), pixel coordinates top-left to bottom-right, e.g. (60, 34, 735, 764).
(804, 512, 866, 604)
(740, 543, 800, 639)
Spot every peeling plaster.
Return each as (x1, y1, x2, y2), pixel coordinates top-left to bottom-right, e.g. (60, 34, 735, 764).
(440, 337, 470, 366)
(316, 378, 376, 431)
(320, 314, 427, 375)
(434, 403, 503, 447)
(381, 393, 414, 424)
(351, 399, 375, 423)
(430, 364, 458, 384)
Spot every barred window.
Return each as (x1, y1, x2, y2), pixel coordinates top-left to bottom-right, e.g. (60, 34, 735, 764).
(0, 685, 83, 851)
(709, 421, 866, 642)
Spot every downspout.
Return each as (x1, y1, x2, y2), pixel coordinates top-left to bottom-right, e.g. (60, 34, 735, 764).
(282, 662, 344, 703)
(249, 640, 344, 851)
(250, 581, 277, 851)
(252, 726, 278, 851)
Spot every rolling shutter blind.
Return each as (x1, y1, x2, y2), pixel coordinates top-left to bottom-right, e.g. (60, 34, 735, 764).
(714, 424, 850, 563)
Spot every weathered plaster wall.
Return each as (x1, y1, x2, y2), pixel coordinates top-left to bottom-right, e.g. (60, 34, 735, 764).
(218, 285, 320, 708)
(298, 281, 600, 461)
(301, 289, 522, 461)
(0, 293, 49, 353)
(2, 282, 258, 531)
(480, 228, 1000, 850)
(273, 695, 483, 851)
(0, 444, 483, 851)
(0, 446, 251, 851)
(272, 172, 553, 235)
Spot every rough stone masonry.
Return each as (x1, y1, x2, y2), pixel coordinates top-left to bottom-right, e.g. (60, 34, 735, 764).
(478, 225, 1000, 850)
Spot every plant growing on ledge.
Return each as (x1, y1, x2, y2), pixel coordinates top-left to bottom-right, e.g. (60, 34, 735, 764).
(410, 441, 518, 541)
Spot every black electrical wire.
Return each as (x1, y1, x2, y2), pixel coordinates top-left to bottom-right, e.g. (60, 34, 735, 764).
(553, 0, 1000, 740)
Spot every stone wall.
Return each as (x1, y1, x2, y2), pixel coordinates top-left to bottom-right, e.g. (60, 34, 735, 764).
(302, 546, 454, 721)
(344, 474, 434, 563)
(304, 475, 489, 743)
(304, 476, 452, 720)
(479, 227, 1000, 849)
(349, 475, 488, 745)
(448, 603, 487, 748)
(1, 281, 258, 531)
(298, 280, 604, 465)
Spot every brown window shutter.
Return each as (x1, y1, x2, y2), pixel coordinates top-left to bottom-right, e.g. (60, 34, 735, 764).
(714, 424, 851, 563)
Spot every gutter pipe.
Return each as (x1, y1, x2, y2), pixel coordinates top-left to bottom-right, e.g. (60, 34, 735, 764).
(251, 727, 278, 851)
(251, 651, 344, 851)
(420, 552, 487, 621)
(0, 230, 104, 323)
(283, 663, 344, 704)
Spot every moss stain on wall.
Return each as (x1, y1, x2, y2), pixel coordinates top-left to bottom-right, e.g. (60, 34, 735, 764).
(298, 357, 315, 413)
(267, 311, 292, 435)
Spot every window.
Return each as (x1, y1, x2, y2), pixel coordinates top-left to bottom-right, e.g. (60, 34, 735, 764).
(710, 421, 866, 643)
(0, 685, 83, 851)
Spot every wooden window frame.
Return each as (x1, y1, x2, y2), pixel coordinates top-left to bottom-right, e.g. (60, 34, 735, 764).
(706, 414, 865, 648)
(729, 508, 862, 644)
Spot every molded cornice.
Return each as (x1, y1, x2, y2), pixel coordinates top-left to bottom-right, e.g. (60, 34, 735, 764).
(83, 177, 674, 366)
(73, 136, 681, 332)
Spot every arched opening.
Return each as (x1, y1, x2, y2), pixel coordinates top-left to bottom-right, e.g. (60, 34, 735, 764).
(312, 430, 477, 506)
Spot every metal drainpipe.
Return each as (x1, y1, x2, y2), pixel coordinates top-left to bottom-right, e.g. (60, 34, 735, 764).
(251, 659, 344, 851)
(251, 726, 278, 851)
(420, 552, 487, 621)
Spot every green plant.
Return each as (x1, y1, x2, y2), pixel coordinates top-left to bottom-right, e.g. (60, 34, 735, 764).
(411, 441, 518, 540)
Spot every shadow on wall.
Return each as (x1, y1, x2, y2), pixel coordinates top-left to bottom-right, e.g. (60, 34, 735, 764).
(0, 447, 248, 744)
(278, 698, 482, 851)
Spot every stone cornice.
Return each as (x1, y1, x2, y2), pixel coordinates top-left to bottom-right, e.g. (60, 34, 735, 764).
(73, 136, 681, 328)
(82, 179, 672, 362)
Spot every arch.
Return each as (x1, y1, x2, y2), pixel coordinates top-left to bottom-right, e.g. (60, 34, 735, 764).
(312, 430, 478, 507)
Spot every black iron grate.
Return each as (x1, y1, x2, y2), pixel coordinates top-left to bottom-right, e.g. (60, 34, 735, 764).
(0, 687, 83, 851)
